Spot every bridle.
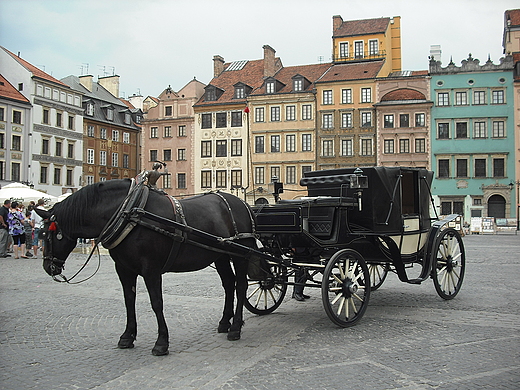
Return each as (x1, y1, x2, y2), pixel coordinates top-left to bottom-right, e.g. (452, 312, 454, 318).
(42, 215, 101, 284)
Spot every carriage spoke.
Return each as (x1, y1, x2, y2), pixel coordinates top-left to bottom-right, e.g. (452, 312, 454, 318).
(337, 263, 346, 279)
(331, 293, 342, 305)
(348, 297, 358, 315)
(337, 297, 345, 316)
(332, 273, 343, 284)
(247, 285, 261, 300)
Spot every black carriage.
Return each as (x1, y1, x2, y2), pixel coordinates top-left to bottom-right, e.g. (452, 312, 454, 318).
(246, 166, 466, 327)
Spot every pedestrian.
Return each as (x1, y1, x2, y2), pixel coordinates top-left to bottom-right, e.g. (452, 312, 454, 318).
(7, 201, 28, 259)
(23, 210, 34, 257)
(31, 199, 46, 258)
(0, 199, 11, 258)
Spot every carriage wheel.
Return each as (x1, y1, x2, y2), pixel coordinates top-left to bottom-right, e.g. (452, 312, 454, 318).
(322, 249, 370, 327)
(368, 264, 388, 291)
(244, 264, 287, 315)
(432, 228, 465, 300)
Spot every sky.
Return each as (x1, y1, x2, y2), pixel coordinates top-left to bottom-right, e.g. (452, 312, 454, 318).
(1, 0, 518, 100)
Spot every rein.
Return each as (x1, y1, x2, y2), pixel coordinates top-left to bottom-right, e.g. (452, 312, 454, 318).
(51, 241, 102, 284)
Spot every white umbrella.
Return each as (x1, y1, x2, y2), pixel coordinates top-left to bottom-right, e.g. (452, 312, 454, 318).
(56, 191, 73, 203)
(0, 182, 58, 205)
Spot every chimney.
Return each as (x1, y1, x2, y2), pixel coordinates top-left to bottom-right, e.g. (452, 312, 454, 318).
(263, 45, 276, 78)
(98, 75, 120, 98)
(79, 75, 93, 92)
(213, 55, 225, 78)
(333, 15, 343, 33)
(430, 45, 442, 63)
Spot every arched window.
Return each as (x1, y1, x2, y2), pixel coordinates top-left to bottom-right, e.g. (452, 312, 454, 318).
(487, 194, 506, 218)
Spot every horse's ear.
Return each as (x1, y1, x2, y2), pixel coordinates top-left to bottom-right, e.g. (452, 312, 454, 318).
(34, 208, 52, 220)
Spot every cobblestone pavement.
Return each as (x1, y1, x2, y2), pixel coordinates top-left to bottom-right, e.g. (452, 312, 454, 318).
(1, 234, 519, 389)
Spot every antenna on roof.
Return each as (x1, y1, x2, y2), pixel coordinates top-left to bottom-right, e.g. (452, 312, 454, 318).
(36, 64, 46, 71)
(79, 63, 90, 75)
(318, 55, 324, 64)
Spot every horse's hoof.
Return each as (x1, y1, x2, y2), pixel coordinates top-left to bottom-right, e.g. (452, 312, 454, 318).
(152, 345, 169, 356)
(227, 331, 241, 341)
(118, 339, 135, 349)
(218, 323, 230, 333)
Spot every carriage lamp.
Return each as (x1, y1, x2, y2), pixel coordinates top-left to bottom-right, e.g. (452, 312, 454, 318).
(269, 176, 284, 203)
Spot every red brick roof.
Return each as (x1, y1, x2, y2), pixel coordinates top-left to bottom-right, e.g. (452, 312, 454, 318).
(0, 74, 31, 104)
(505, 9, 520, 27)
(333, 17, 390, 38)
(316, 60, 385, 83)
(381, 88, 426, 101)
(2, 47, 68, 87)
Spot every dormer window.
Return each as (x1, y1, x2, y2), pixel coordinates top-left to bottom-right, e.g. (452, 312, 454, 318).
(293, 79, 303, 92)
(204, 85, 224, 102)
(235, 86, 245, 99)
(86, 103, 94, 116)
(124, 112, 131, 125)
(266, 81, 275, 94)
(107, 108, 114, 121)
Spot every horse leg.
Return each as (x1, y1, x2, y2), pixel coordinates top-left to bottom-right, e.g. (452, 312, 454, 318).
(214, 257, 236, 334)
(143, 274, 169, 356)
(228, 257, 248, 341)
(115, 263, 138, 349)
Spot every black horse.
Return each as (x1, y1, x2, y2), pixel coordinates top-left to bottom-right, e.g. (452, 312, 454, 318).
(36, 178, 257, 356)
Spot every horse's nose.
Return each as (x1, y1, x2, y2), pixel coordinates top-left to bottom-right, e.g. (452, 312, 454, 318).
(43, 259, 60, 276)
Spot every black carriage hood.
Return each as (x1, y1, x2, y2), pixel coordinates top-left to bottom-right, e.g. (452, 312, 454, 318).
(301, 166, 434, 234)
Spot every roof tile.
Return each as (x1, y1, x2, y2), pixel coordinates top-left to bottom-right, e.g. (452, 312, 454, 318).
(0, 74, 31, 104)
(333, 17, 390, 37)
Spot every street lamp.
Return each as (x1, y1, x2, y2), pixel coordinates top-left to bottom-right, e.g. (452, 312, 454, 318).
(509, 181, 520, 233)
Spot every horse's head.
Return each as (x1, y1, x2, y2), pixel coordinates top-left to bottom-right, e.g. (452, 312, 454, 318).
(35, 208, 78, 277)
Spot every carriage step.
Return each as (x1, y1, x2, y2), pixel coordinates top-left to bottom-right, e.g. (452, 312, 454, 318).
(407, 278, 424, 285)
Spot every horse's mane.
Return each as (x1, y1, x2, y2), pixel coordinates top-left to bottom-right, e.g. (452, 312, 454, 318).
(53, 179, 131, 235)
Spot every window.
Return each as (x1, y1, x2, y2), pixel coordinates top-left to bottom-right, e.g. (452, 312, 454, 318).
(201, 113, 212, 128)
(255, 107, 265, 122)
(354, 41, 363, 58)
(234, 86, 244, 99)
(201, 171, 211, 188)
(177, 173, 186, 189)
(231, 139, 242, 156)
(493, 158, 505, 177)
(302, 165, 312, 177)
(360, 139, 372, 156)
(255, 167, 265, 184)
(12, 110, 22, 124)
(384, 114, 394, 128)
(205, 88, 216, 101)
(201, 141, 212, 157)
(302, 104, 312, 120)
(43, 108, 50, 124)
(216, 140, 227, 157)
(255, 136, 265, 153)
(285, 105, 296, 121)
(87, 149, 94, 164)
(361, 111, 372, 127)
(323, 90, 333, 105)
(165, 106, 172, 116)
(124, 112, 131, 125)
(270, 106, 280, 122)
(456, 159, 468, 177)
(231, 111, 242, 127)
(106, 108, 114, 121)
(164, 126, 172, 137)
(162, 174, 171, 189)
(10, 162, 20, 182)
(293, 78, 303, 92)
(149, 127, 158, 138)
(0, 107, 4, 121)
(456, 122, 468, 138)
(341, 139, 353, 156)
(474, 122, 486, 138)
(87, 125, 95, 137)
(492, 121, 505, 138)
(322, 113, 333, 129)
(53, 167, 61, 185)
(177, 149, 186, 161)
(216, 112, 227, 128)
(149, 150, 158, 162)
(368, 39, 378, 55)
(415, 138, 426, 153)
(86, 175, 94, 185)
(441, 201, 464, 216)
(474, 159, 486, 177)
(66, 169, 73, 186)
(455, 91, 468, 105)
(123, 132, 130, 143)
(112, 130, 119, 142)
(361, 88, 371, 103)
(341, 89, 352, 104)
(55, 140, 62, 156)
(302, 134, 312, 152)
(415, 113, 425, 127)
(0, 133, 3, 149)
(12, 135, 21, 151)
(56, 112, 62, 127)
(40, 166, 48, 184)
(86, 103, 94, 116)
(231, 170, 242, 187)
(399, 139, 410, 153)
(100, 128, 107, 139)
(270, 135, 280, 153)
(384, 139, 394, 154)
(438, 159, 450, 178)
(437, 92, 449, 106)
(67, 143, 74, 159)
(322, 139, 334, 157)
(266, 82, 275, 94)
(399, 114, 409, 128)
(42, 139, 49, 154)
(339, 42, 349, 58)
(178, 125, 186, 137)
(123, 154, 129, 168)
(286, 135, 296, 152)
(100, 151, 107, 166)
(112, 152, 119, 167)
(473, 91, 486, 105)
(492, 90, 504, 104)
(438, 123, 450, 139)
(341, 112, 352, 128)
(286, 166, 296, 184)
